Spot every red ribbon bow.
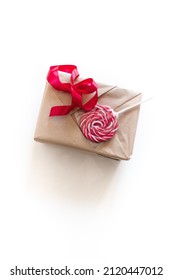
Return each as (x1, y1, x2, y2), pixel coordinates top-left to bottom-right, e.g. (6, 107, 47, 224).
(47, 65, 98, 116)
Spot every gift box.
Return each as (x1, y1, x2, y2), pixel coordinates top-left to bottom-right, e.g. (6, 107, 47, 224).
(34, 65, 142, 160)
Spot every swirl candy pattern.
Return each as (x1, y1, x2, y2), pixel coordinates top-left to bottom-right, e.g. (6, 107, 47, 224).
(80, 104, 118, 142)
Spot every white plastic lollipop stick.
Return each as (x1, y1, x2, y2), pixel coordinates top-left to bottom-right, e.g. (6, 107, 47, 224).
(117, 97, 153, 117)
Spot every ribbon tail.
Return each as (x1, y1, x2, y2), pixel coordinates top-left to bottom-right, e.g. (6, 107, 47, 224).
(49, 105, 75, 116)
(82, 92, 98, 111)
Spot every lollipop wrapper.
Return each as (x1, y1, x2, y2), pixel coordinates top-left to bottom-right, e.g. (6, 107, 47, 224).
(34, 72, 142, 160)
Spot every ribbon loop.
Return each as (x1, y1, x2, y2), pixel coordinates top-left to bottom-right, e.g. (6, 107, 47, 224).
(47, 65, 98, 116)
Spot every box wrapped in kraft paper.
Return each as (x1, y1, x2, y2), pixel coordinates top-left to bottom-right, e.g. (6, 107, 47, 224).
(34, 67, 142, 160)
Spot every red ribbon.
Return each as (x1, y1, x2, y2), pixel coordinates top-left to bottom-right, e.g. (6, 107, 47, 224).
(47, 65, 98, 116)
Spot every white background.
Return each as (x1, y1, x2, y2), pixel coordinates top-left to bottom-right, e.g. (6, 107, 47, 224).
(0, 0, 173, 279)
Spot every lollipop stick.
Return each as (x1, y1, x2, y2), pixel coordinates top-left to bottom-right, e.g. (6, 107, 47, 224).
(117, 97, 153, 116)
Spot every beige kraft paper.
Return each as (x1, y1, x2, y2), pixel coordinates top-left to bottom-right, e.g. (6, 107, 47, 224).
(34, 72, 142, 160)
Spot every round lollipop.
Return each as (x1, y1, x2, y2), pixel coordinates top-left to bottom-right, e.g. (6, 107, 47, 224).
(80, 104, 118, 142)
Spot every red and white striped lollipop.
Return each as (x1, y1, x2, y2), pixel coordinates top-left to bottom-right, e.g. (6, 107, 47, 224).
(80, 104, 118, 142)
(80, 98, 151, 143)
